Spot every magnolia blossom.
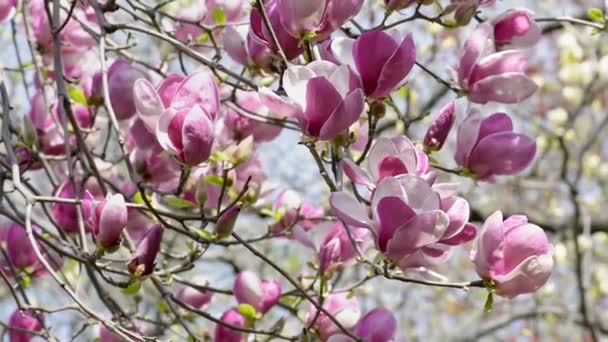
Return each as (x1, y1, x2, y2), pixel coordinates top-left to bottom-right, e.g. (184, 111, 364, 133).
(318, 222, 369, 273)
(271, 189, 324, 235)
(83, 193, 128, 250)
(0, 0, 16, 23)
(8, 310, 42, 342)
(306, 293, 361, 341)
(322, 30, 415, 99)
(133, 71, 219, 165)
(233, 271, 281, 314)
(343, 136, 434, 191)
(471, 211, 554, 298)
(222, 90, 283, 142)
(492, 8, 541, 50)
(423, 100, 456, 151)
(175, 275, 214, 310)
(215, 205, 240, 239)
(277, 0, 364, 39)
(2, 224, 46, 277)
(222, 25, 274, 69)
(457, 23, 537, 104)
(51, 181, 82, 234)
(214, 309, 245, 342)
(249, 0, 303, 60)
(128, 225, 163, 276)
(92, 59, 149, 120)
(455, 110, 536, 181)
(330, 175, 451, 267)
(260, 61, 365, 140)
(354, 307, 398, 342)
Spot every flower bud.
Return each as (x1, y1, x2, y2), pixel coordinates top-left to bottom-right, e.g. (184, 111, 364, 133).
(423, 100, 455, 151)
(84, 193, 128, 251)
(233, 271, 281, 314)
(213, 309, 245, 342)
(107, 58, 149, 120)
(8, 310, 42, 342)
(214, 205, 240, 239)
(471, 211, 554, 298)
(354, 307, 397, 342)
(128, 224, 163, 276)
(176, 275, 214, 310)
(492, 8, 541, 50)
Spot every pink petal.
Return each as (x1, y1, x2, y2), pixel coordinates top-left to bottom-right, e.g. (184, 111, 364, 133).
(329, 191, 370, 228)
(468, 132, 536, 179)
(133, 78, 164, 132)
(458, 23, 493, 87)
(494, 253, 553, 298)
(172, 71, 220, 118)
(304, 76, 343, 137)
(318, 88, 365, 140)
(386, 210, 449, 258)
(376, 196, 416, 252)
(469, 72, 538, 104)
(342, 158, 373, 188)
(223, 26, 249, 65)
(353, 30, 399, 96)
(373, 33, 416, 98)
(181, 105, 214, 165)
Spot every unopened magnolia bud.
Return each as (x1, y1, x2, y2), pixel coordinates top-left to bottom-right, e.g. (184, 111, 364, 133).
(423, 100, 455, 151)
(233, 135, 254, 166)
(214, 205, 240, 239)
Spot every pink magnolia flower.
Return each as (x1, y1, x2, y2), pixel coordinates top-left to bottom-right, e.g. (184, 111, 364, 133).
(214, 309, 245, 342)
(0, 0, 16, 23)
(156, 104, 215, 166)
(306, 293, 360, 341)
(233, 271, 281, 314)
(215, 205, 240, 239)
(318, 222, 369, 273)
(133, 71, 219, 166)
(51, 181, 82, 234)
(354, 307, 397, 342)
(176, 275, 214, 310)
(3, 224, 44, 277)
(92, 58, 149, 120)
(457, 23, 537, 104)
(277, 0, 364, 40)
(83, 193, 128, 250)
(322, 30, 415, 99)
(397, 184, 476, 269)
(343, 136, 434, 191)
(260, 61, 365, 140)
(272, 189, 324, 235)
(471, 211, 554, 298)
(330, 175, 451, 268)
(423, 100, 456, 152)
(130, 145, 181, 192)
(8, 310, 42, 342)
(128, 224, 163, 276)
(492, 8, 541, 50)
(222, 90, 283, 143)
(222, 25, 272, 68)
(249, 0, 303, 60)
(455, 110, 536, 181)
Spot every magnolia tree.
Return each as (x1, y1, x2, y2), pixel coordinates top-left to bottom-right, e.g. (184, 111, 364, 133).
(0, 0, 607, 340)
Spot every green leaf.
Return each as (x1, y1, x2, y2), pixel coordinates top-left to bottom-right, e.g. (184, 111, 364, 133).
(212, 7, 226, 25)
(587, 8, 604, 22)
(122, 280, 142, 295)
(67, 85, 88, 105)
(165, 195, 196, 208)
(237, 303, 258, 321)
(484, 291, 494, 312)
(204, 174, 225, 186)
(196, 32, 210, 44)
(209, 150, 231, 163)
(21, 275, 31, 288)
(192, 226, 216, 240)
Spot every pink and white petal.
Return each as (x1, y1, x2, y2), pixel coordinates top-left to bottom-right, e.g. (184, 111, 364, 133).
(157, 73, 186, 108)
(258, 87, 303, 119)
(133, 78, 164, 132)
(284, 64, 318, 107)
(329, 191, 371, 228)
(98, 194, 128, 246)
(156, 109, 179, 155)
(469, 73, 538, 104)
(441, 196, 470, 239)
(397, 174, 440, 211)
(432, 182, 460, 199)
(373, 33, 416, 98)
(469, 132, 536, 179)
(440, 222, 477, 246)
(328, 64, 352, 98)
(318, 88, 364, 140)
(223, 26, 249, 66)
(469, 50, 528, 85)
(477, 112, 513, 141)
(457, 23, 493, 87)
(455, 109, 483, 167)
(494, 253, 553, 298)
(376, 196, 416, 252)
(472, 211, 505, 276)
(172, 71, 220, 118)
(342, 158, 373, 188)
(386, 210, 449, 258)
(181, 106, 214, 165)
(367, 138, 400, 181)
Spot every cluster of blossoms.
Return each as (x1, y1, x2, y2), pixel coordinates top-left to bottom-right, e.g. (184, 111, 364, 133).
(0, 0, 560, 340)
